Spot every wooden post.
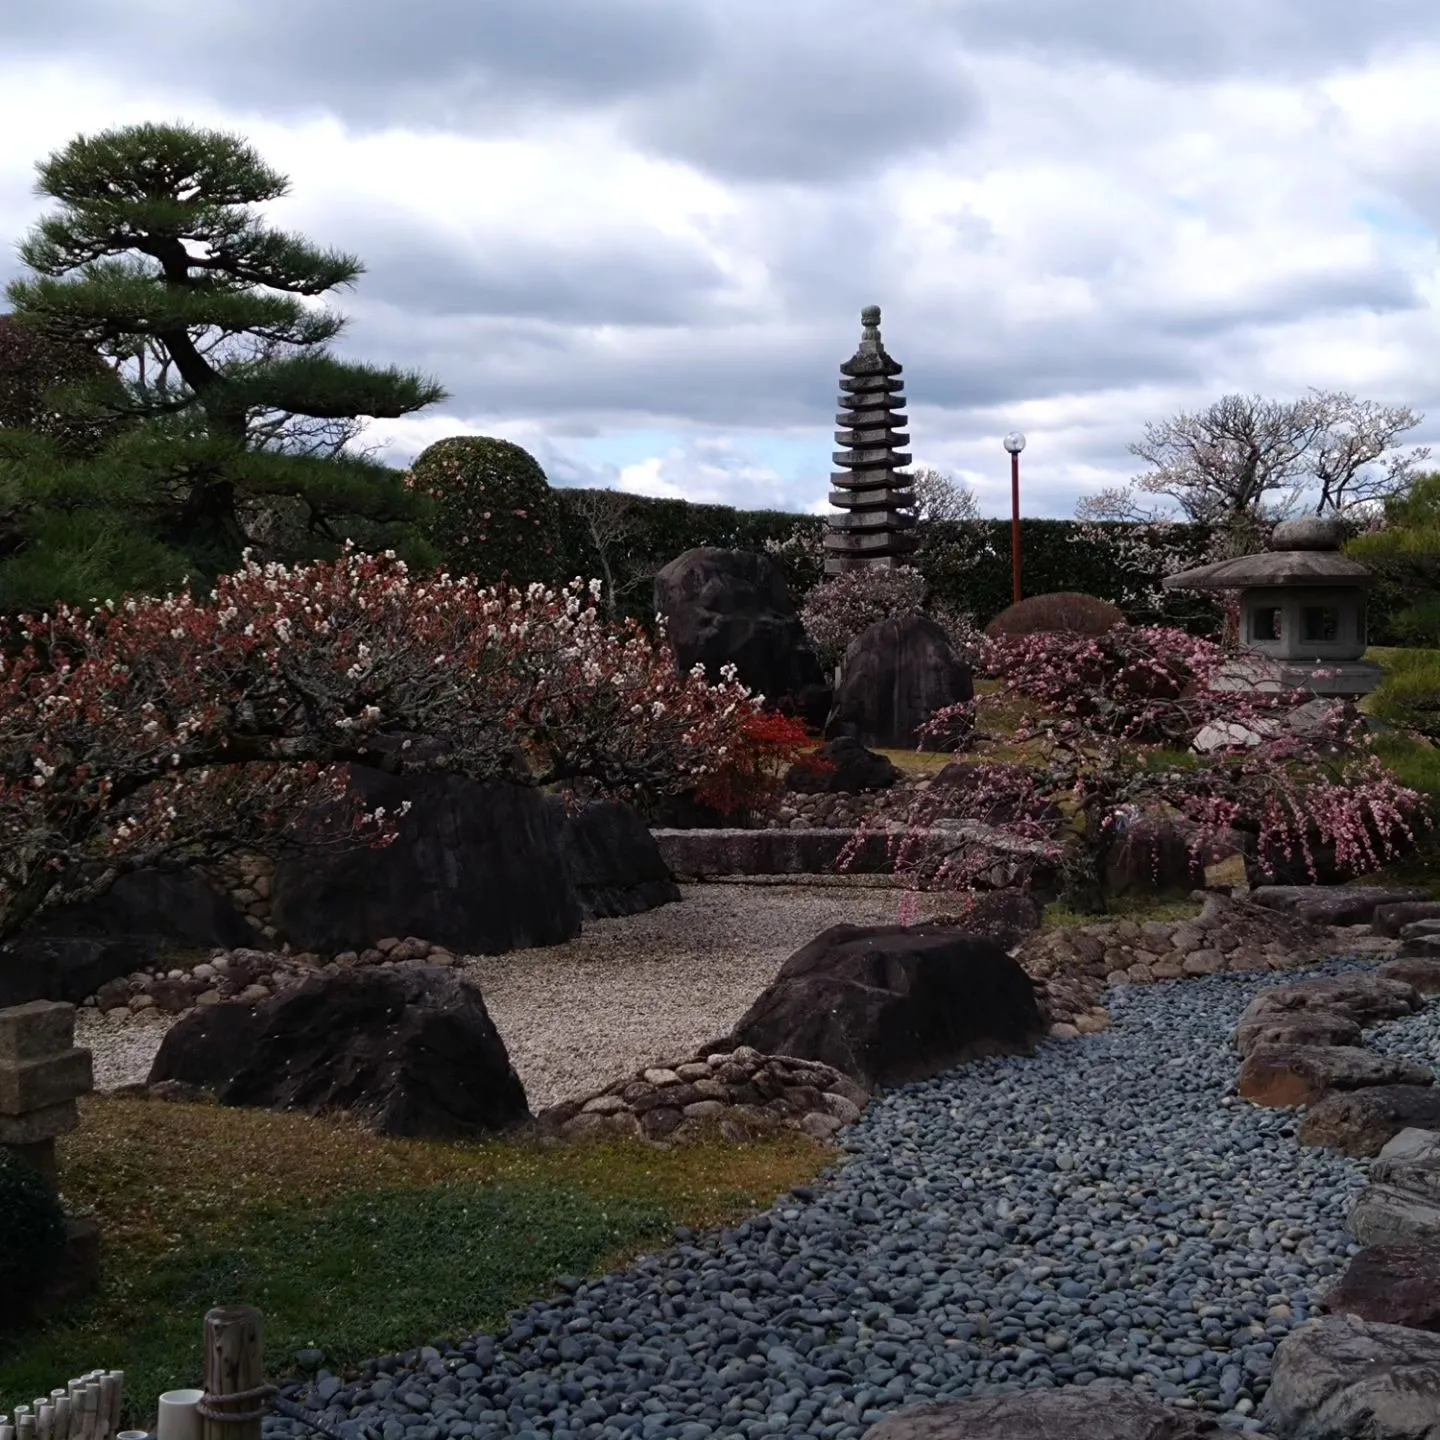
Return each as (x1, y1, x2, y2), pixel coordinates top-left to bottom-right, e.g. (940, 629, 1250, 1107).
(198, 1307, 273, 1440)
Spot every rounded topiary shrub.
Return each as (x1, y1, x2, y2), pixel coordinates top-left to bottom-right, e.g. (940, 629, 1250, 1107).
(405, 436, 565, 588)
(0, 1148, 69, 1313)
(983, 591, 1127, 639)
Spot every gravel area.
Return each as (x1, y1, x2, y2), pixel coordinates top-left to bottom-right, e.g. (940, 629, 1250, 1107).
(77, 882, 960, 1110)
(255, 953, 1436, 1440)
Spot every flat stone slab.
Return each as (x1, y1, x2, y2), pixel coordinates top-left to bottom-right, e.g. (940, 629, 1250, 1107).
(1238, 974, 1422, 1030)
(1350, 1130, 1440, 1246)
(1259, 1314, 1440, 1440)
(1373, 901, 1440, 937)
(861, 1378, 1227, 1439)
(1299, 1085, 1440, 1156)
(1400, 934, 1440, 960)
(1234, 1008, 1364, 1057)
(1401, 917, 1440, 941)
(1237, 1044, 1433, 1108)
(1249, 885, 1429, 927)
(1321, 1243, 1440, 1331)
(1376, 956, 1440, 994)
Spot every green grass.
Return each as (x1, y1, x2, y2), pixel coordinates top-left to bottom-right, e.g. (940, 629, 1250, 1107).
(1, 1098, 830, 1430)
(1040, 895, 1202, 930)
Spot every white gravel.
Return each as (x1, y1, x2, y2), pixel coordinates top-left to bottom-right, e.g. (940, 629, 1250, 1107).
(77, 882, 960, 1113)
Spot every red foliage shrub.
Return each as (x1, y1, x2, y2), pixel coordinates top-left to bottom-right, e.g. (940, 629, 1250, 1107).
(983, 591, 1127, 639)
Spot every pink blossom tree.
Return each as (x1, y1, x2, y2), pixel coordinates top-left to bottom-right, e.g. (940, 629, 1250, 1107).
(1, 546, 772, 943)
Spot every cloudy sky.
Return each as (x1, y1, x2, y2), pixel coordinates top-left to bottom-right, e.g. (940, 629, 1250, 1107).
(2, 0, 1439, 518)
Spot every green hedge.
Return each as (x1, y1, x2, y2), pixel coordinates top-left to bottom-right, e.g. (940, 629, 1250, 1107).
(548, 487, 1409, 645)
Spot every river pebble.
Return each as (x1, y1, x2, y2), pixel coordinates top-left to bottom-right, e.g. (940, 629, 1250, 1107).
(263, 955, 1435, 1440)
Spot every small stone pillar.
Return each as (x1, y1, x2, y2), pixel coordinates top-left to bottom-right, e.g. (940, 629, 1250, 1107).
(0, 1000, 94, 1181)
(0, 1000, 102, 1318)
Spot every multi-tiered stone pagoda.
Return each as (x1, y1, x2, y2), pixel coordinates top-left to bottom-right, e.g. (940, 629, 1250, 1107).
(823, 305, 918, 576)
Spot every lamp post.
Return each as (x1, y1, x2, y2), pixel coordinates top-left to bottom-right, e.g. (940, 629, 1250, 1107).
(1003, 431, 1026, 604)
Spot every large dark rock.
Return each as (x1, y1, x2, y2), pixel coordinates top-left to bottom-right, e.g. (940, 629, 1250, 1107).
(551, 797, 680, 919)
(1234, 1008, 1364, 1058)
(1238, 974, 1423, 1030)
(1102, 812, 1249, 898)
(826, 614, 974, 751)
(1299, 1085, 1440, 1156)
(1249, 885, 1429, 927)
(1259, 1315, 1440, 1440)
(1236, 1045, 1433, 1108)
(653, 547, 826, 711)
(1372, 900, 1440, 937)
(1321, 1244, 1440, 1331)
(862, 1378, 1223, 1439)
(711, 924, 1044, 1088)
(147, 965, 531, 1140)
(271, 768, 583, 956)
(934, 888, 1045, 947)
(784, 735, 900, 795)
(1349, 1128, 1440, 1247)
(0, 868, 256, 1007)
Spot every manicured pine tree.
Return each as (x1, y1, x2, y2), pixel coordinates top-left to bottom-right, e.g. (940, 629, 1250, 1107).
(1, 121, 448, 611)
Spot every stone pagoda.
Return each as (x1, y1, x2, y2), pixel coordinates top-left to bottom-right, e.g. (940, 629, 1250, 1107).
(823, 306, 918, 576)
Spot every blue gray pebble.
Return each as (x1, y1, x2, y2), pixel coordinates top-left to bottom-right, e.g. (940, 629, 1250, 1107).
(264, 955, 1438, 1440)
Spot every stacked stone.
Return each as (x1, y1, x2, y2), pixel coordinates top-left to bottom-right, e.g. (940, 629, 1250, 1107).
(535, 1046, 871, 1145)
(200, 849, 280, 943)
(823, 305, 917, 576)
(0, 1000, 93, 1182)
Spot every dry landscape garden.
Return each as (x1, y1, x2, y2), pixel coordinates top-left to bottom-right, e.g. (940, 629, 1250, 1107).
(2, 122, 1440, 1440)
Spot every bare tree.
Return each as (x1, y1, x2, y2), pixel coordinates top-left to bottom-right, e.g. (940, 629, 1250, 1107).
(903, 466, 983, 523)
(1129, 393, 1329, 524)
(1307, 390, 1429, 514)
(1089, 390, 1425, 530)
(561, 487, 645, 619)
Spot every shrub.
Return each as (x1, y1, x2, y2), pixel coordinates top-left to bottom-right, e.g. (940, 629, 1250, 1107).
(405, 436, 564, 587)
(0, 313, 127, 458)
(692, 710, 821, 817)
(0, 1149, 69, 1319)
(983, 591, 1128, 639)
(1367, 649, 1440, 742)
(801, 565, 928, 668)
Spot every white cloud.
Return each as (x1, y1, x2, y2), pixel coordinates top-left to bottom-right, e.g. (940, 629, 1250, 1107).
(0, 2, 1437, 524)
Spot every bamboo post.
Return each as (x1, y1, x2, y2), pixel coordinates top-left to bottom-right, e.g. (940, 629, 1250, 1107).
(102, 1373, 123, 1440)
(197, 1306, 273, 1440)
(51, 1394, 70, 1440)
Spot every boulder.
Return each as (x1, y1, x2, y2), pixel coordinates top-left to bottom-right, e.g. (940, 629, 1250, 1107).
(826, 614, 974, 751)
(653, 547, 826, 714)
(1401, 934, 1440, 961)
(147, 965, 531, 1141)
(785, 735, 899, 795)
(0, 868, 257, 1007)
(1372, 900, 1440, 937)
(1238, 974, 1423, 1030)
(1258, 1314, 1440, 1440)
(1349, 1129, 1440, 1247)
(861, 1378, 1224, 1439)
(1402, 917, 1440, 942)
(1102, 811, 1249, 898)
(1320, 1244, 1440, 1331)
(1377, 957, 1440, 995)
(550, 797, 680, 920)
(1234, 1009, 1364, 1058)
(1248, 885, 1429, 927)
(711, 924, 1044, 1089)
(1299, 1086, 1440, 1156)
(271, 769, 583, 956)
(1237, 1045, 1433, 1108)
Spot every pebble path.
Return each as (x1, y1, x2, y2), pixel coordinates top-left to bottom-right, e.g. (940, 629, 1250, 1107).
(264, 956, 1435, 1440)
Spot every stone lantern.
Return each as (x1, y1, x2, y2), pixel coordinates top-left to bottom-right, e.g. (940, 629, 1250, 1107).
(1162, 516, 1382, 697)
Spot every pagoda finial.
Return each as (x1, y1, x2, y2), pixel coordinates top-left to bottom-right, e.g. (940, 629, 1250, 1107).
(859, 305, 882, 351)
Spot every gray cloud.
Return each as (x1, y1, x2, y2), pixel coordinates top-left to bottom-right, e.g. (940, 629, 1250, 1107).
(931, 0, 1440, 82)
(327, 210, 734, 327)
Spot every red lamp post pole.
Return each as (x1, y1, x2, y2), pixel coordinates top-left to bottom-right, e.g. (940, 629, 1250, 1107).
(1010, 448, 1022, 605)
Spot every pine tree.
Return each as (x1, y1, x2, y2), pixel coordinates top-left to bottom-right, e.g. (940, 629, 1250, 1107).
(1, 121, 448, 610)
(1347, 471, 1440, 644)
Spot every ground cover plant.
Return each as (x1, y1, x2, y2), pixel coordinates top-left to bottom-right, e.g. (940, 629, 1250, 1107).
(0, 1099, 830, 1428)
